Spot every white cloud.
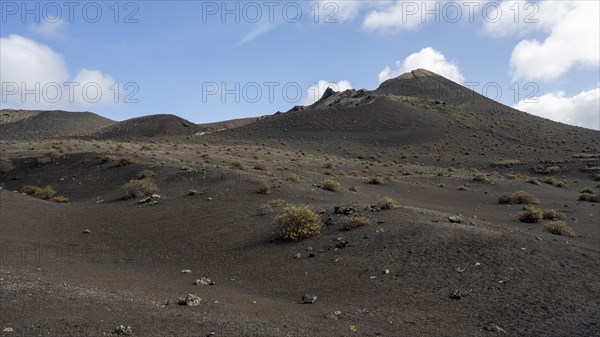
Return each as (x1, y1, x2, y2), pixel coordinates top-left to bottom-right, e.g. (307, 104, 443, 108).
(237, 22, 278, 47)
(0, 34, 120, 110)
(362, 1, 424, 32)
(378, 47, 464, 83)
(303, 80, 353, 105)
(317, 0, 371, 22)
(30, 20, 65, 40)
(484, 0, 599, 81)
(0, 34, 69, 86)
(513, 88, 600, 130)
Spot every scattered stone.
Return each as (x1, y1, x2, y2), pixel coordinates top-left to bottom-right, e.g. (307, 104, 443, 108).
(448, 215, 463, 224)
(82, 229, 91, 234)
(306, 246, 313, 251)
(2, 327, 14, 333)
(383, 269, 390, 275)
(335, 240, 350, 249)
(325, 310, 343, 319)
(294, 253, 301, 259)
(194, 276, 215, 286)
(181, 269, 192, 274)
(179, 294, 201, 306)
(334, 206, 356, 215)
(188, 190, 198, 196)
(536, 236, 543, 241)
(324, 216, 334, 226)
(483, 323, 506, 333)
(206, 197, 212, 201)
(138, 194, 161, 205)
(302, 294, 317, 304)
(114, 325, 134, 335)
(449, 290, 462, 300)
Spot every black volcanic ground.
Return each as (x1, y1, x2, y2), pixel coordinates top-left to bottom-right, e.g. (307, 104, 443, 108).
(1, 70, 599, 337)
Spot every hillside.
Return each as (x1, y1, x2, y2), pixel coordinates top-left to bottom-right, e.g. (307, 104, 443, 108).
(0, 109, 114, 140)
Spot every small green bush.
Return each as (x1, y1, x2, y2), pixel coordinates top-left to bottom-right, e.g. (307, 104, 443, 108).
(498, 191, 539, 204)
(285, 174, 302, 183)
(273, 205, 323, 241)
(37, 151, 59, 165)
(473, 174, 492, 184)
(579, 193, 599, 203)
(340, 216, 371, 230)
(253, 163, 267, 171)
(368, 176, 385, 185)
(116, 157, 136, 167)
(376, 197, 398, 210)
(122, 179, 160, 198)
(545, 221, 575, 237)
(232, 161, 245, 170)
(543, 209, 566, 221)
(258, 183, 273, 195)
(50, 195, 70, 203)
(20, 185, 68, 203)
(322, 178, 342, 192)
(138, 169, 156, 179)
(517, 206, 543, 223)
(581, 187, 596, 194)
(0, 157, 14, 174)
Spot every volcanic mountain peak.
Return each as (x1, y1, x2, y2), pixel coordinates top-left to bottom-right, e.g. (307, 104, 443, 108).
(395, 68, 441, 80)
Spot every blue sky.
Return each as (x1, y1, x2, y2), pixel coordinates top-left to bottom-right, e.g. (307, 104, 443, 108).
(1, 0, 599, 129)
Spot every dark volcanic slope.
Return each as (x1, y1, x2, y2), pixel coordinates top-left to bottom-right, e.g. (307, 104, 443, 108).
(0, 109, 114, 140)
(217, 69, 599, 164)
(91, 114, 205, 139)
(199, 116, 262, 131)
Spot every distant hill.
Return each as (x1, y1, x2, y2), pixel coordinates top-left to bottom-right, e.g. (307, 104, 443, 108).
(198, 116, 262, 132)
(216, 69, 599, 164)
(90, 114, 204, 139)
(0, 109, 114, 140)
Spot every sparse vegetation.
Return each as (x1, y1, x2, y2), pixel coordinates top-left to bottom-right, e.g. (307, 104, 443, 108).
(122, 179, 160, 198)
(376, 197, 398, 210)
(580, 187, 599, 202)
(498, 191, 540, 204)
(20, 185, 68, 203)
(285, 174, 302, 183)
(579, 192, 599, 203)
(543, 209, 566, 221)
(527, 178, 541, 185)
(0, 157, 14, 174)
(258, 183, 273, 195)
(340, 216, 371, 230)
(368, 176, 385, 185)
(493, 159, 522, 168)
(322, 178, 342, 192)
(232, 161, 245, 170)
(138, 169, 156, 179)
(534, 165, 561, 174)
(545, 221, 575, 237)
(273, 205, 323, 241)
(518, 206, 543, 223)
(37, 151, 59, 165)
(581, 187, 596, 194)
(473, 174, 492, 184)
(543, 176, 568, 188)
(254, 163, 267, 171)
